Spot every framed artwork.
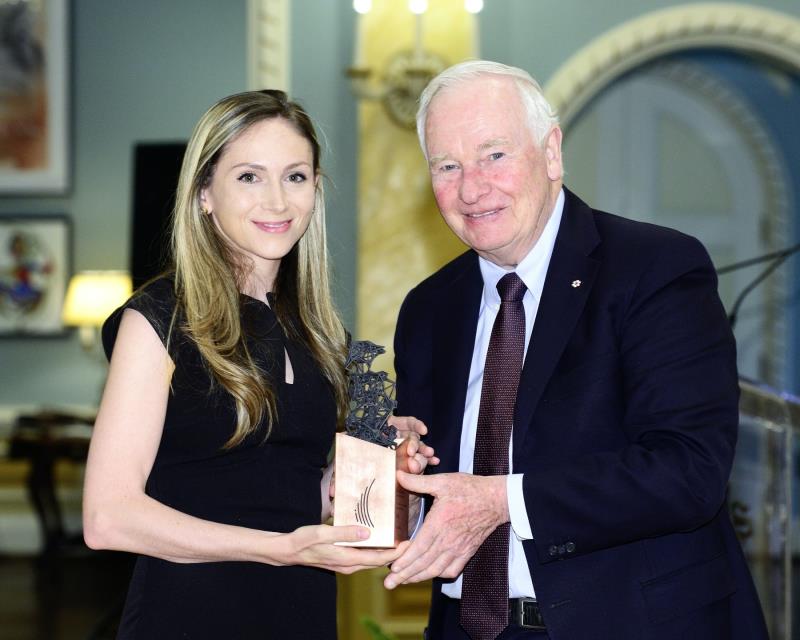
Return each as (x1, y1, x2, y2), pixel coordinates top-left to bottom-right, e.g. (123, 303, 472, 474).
(0, 216, 70, 336)
(0, 1, 69, 193)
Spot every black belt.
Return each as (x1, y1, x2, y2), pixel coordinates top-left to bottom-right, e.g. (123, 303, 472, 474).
(508, 597, 546, 631)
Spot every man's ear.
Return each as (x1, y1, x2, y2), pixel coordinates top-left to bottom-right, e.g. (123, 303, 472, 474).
(544, 126, 563, 181)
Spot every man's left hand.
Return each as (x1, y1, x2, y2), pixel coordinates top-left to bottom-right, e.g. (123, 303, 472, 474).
(388, 416, 440, 473)
(384, 471, 508, 589)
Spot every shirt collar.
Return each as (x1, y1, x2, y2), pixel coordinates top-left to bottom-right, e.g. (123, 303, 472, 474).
(479, 188, 565, 308)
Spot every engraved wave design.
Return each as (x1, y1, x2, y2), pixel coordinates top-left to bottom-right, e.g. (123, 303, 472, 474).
(354, 478, 376, 528)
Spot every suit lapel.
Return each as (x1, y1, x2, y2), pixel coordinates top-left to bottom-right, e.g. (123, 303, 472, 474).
(433, 253, 482, 474)
(513, 190, 601, 455)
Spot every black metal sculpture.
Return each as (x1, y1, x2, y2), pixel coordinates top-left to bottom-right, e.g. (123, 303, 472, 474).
(345, 340, 398, 448)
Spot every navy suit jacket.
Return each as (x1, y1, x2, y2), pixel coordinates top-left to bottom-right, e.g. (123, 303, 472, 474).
(394, 189, 768, 639)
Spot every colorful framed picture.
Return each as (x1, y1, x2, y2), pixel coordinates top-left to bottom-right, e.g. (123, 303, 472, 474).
(0, 216, 71, 335)
(0, 1, 69, 193)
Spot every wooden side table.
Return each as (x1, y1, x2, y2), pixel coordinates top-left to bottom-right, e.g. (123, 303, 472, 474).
(8, 411, 94, 556)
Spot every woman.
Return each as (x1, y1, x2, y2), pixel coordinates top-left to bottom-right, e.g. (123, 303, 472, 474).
(82, 89, 434, 639)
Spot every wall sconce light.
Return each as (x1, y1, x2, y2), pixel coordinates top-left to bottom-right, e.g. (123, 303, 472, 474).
(61, 270, 132, 351)
(347, 0, 482, 129)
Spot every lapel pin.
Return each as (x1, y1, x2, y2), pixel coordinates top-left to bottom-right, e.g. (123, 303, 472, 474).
(571, 279, 582, 288)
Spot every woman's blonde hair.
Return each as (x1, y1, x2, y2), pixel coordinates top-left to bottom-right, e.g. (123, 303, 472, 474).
(170, 89, 347, 448)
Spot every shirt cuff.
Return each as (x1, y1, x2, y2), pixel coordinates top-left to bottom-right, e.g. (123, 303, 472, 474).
(507, 474, 533, 540)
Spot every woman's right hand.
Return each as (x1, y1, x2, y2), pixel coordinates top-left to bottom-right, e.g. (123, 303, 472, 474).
(278, 524, 407, 574)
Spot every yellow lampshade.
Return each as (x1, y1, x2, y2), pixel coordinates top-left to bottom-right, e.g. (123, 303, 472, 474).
(62, 271, 133, 327)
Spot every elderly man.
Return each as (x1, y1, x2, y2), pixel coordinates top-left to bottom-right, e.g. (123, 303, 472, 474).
(384, 60, 768, 640)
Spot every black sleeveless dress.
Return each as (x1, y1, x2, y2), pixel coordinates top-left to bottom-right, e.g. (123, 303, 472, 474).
(102, 276, 337, 639)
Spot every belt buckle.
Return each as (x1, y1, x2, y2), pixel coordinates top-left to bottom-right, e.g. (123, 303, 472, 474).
(509, 597, 546, 631)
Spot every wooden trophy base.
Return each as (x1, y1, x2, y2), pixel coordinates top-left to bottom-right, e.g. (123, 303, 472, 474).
(333, 432, 409, 548)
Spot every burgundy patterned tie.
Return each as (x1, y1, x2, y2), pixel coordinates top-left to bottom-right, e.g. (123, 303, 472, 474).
(460, 272, 527, 640)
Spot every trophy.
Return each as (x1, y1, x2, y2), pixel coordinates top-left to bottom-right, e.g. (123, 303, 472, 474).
(333, 341, 409, 548)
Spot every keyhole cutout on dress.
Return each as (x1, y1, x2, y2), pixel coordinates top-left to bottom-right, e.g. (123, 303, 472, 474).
(284, 348, 294, 384)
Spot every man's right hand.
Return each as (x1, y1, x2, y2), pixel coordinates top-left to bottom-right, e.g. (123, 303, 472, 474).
(383, 471, 508, 588)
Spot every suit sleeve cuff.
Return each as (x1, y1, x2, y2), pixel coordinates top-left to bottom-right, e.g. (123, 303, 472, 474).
(507, 474, 533, 540)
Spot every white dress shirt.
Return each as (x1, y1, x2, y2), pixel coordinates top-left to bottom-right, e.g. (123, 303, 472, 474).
(442, 189, 564, 599)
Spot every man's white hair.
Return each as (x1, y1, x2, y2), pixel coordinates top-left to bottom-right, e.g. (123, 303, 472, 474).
(416, 60, 559, 160)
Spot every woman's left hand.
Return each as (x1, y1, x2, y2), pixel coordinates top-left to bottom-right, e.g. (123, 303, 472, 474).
(389, 416, 439, 475)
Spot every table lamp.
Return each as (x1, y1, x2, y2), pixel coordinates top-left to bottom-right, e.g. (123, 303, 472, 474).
(61, 270, 132, 350)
